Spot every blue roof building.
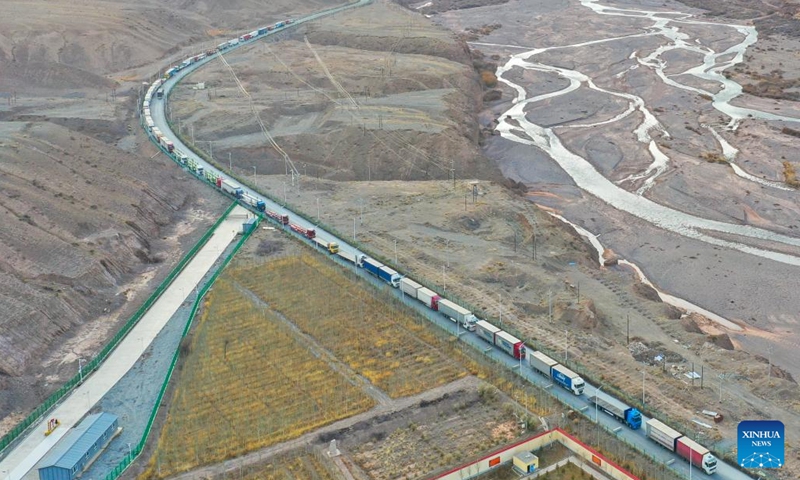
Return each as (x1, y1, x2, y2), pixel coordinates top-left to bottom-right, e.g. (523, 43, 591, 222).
(38, 412, 119, 480)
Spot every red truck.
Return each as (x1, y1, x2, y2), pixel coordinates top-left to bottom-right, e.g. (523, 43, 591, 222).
(290, 223, 315, 239)
(266, 210, 289, 225)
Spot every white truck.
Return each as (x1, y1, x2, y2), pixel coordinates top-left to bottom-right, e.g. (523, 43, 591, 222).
(437, 299, 476, 331)
(645, 419, 717, 475)
(415, 287, 440, 310)
(399, 278, 422, 299)
(336, 250, 364, 267)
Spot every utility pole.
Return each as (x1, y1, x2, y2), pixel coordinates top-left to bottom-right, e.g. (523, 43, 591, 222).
(252, 166, 257, 188)
(498, 293, 502, 327)
(353, 217, 356, 241)
(627, 315, 630, 345)
(229, 153, 232, 174)
(283, 182, 286, 205)
(642, 370, 646, 407)
(548, 290, 553, 322)
(564, 330, 568, 362)
(317, 197, 320, 223)
(442, 265, 446, 292)
(767, 344, 774, 378)
(394, 239, 398, 265)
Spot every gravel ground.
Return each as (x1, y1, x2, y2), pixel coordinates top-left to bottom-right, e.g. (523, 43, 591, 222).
(76, 239, 240, 480)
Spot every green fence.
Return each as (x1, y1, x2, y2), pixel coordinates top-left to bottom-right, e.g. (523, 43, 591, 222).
(103, 215, 260, 480)
(0, 201, 238, 455)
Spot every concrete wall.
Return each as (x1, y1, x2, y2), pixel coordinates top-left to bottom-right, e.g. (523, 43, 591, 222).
(428, 428, 638, 480)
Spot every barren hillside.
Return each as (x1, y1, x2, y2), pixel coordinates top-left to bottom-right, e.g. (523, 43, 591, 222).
(169, 0, 502, 181)
(0, 0, 348, 434)
(0, 0, 344, 91)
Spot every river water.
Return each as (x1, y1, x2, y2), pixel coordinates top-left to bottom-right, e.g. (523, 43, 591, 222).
(492, 0, 800, 274)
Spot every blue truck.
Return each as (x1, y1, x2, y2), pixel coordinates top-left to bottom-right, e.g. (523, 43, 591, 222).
(528, 351, 585, 395)
(588, 395, 642, 429)
(378, 266, 401, 287)
(362, 257, 384, 278)
(258, 27, 269, 35)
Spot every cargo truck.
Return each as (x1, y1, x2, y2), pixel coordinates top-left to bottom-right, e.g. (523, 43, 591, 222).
(645, 420, 717, 475)
(587, 396, 642, 429)
(221, 179, 244, 199)
(362, 257, 384, 279)
(415, 287, 440, 310)
(399, 278, 422, 299)
(242, 194, 266, 212)
(551, 364, 585, 395)
(258, 27, 269, 35)
(336, 250, 365, 267)
(377, 266, 401, 287)
(528, 352, 585, 395)
(437, 299, 477, 331)
(290, 223, 315, 239)
(495, 331, 525, 360)
(475, 320, 501, 344)
(313, 237, 339, 254)
(266, 210, 289, 225)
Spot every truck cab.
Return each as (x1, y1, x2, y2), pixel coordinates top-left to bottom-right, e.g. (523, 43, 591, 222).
(703, 455, 717, 475)
(627, 408, 642, 430)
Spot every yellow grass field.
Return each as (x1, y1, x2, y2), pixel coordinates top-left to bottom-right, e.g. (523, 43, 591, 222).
(142, 278, 374, 478)
(229, 255, 468, 398)
(218, 450, 341, 480)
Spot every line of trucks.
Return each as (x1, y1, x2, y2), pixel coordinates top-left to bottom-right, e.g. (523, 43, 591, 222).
(141, 18, 295, 161)
(142, 11, 718, 476)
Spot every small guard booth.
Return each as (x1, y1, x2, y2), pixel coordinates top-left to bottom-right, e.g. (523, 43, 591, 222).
(512, 451, 539, 474)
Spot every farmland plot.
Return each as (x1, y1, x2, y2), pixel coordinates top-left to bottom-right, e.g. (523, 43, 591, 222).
(229, 255, 467, 398)
(143, 278, 374, 478)
(216, 449, 343, 480)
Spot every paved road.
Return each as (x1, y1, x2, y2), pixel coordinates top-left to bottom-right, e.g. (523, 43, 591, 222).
(148, 4, 754, 480)
(0, 207, 248, 480)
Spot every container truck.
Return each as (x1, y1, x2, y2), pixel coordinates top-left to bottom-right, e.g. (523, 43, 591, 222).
(160, 138, 174, 153)
(221, 179, 244, 199)
(175, 150, 187, 164)
(494, 331, 525, 360)
(377, 266, 401, 287)
(645, 420, 717, 475)
(437, 299, 477, 331)
(313, 237, 339, 254)
(290, 223, 315, 239)
(551, 364, 585, 395)
(258, 27, 269, 35)
(248, 30, 259, 38)
(399, 278, 422, 299)
(362, 257, 384, 278)
(415, 287, 440, 310)
(528, 351, 558, 378)
(336, 250, 365, 267)
(475, 320, 500, 344)
(587, 396, 642, 429)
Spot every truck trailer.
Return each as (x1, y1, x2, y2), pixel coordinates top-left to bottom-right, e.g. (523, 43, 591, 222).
(289, 223, 315, 239)
(494, 331, 525, 360)
(437, 299, 476, 331)
(528, 352, 585, 395)
(399, 278, 422, 299)
(475, 320, 501, 344)
(220, 179, 244, 199)
(265, 210, 289, 225)
(336, 250, 365, 267)
(242, 194, 266, 212)
(587, 396, 642, 429)
(415, 287, 440, 310)
(377, 266, 401, 287)
(645, 420, 717, 475)
(362, 257, 384, 278)
(313, 237, 339, 254)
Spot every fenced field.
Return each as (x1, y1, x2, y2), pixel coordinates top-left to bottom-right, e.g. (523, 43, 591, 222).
(229, 255, 468, 398)
(142, 277, 374, 478)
